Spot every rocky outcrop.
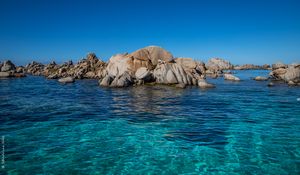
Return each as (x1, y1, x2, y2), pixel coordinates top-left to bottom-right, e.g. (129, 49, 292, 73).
(234, 64, 270, 70)
(0, 60, 26, 78)
(224, 73, 240, 81)
(206, 58, 233, 72)
(26, 53, 107, 79)
(25, 61, 45, 76)
(270, 63, 300, 85)
(100, 46, 178, 87)
(1, 60, 16, 72)
(71, 53, 106, 79)
(99, 47, 214, 87)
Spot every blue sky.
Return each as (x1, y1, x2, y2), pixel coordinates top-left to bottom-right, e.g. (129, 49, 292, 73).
(0, 0, 299, 66)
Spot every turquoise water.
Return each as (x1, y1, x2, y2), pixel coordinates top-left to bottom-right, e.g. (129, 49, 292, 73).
(0, 70, 300, 175)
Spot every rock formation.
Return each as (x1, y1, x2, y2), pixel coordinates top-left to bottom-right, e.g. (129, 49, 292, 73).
(0, 60, 26, 78)
(25, 53, 107, 79)
(99, 46, 208, 88)
(206, 58, 233, 71)
(270, 62, 300, 85)
(25, 61, 45, 76)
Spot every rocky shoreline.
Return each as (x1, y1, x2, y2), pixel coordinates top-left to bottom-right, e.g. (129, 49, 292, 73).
(0, 46, 299, 87)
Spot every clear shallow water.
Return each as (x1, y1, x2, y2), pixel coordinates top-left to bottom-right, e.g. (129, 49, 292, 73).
(0, 70, 300, 175)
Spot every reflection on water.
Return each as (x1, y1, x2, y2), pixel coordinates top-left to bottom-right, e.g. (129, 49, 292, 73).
(0, 70, 300, 174)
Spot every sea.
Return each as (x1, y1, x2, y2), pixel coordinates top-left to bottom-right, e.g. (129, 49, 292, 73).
(0, 70, 299, 174)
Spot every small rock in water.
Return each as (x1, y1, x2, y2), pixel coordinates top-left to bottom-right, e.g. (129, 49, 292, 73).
(288, 81, 296, 86)
(224, 73, 240, 81)
(254, 76, 268, 81)
(58, 77, 75, 83)
(267, 82, 274, 87)
(198, 79, 215, 88)
(175, 83, 186, 89)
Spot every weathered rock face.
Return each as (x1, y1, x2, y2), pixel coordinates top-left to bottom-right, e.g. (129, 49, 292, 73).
(224, 73, 240, 81)
(206, 58, 233, 72)
(109, 71, 133, 87)
(175, 58, 205, 78)
(270, 63, 300, 84)
(153, 62, 196, 85)
(1, 60, 16, 72)
(135, 67, 151, 81)
(105, 54, 134, 78)
(234, 64, 270, 70)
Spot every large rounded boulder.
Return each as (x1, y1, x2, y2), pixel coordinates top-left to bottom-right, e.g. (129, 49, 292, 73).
(129, 46, 173, 67)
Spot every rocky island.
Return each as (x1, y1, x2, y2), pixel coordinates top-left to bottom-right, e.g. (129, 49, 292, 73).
(0, 46, 299, 87)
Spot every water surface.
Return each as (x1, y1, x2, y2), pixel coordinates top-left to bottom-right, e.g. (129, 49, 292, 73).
(0, 70, 300, 174)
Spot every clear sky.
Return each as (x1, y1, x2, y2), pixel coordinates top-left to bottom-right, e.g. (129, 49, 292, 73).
(0, 0, 299, 66)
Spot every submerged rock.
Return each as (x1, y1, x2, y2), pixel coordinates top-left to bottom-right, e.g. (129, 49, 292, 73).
(58, 77, 75, 83)
(175, 83, 186, 89)
(224, 73, 240, 81)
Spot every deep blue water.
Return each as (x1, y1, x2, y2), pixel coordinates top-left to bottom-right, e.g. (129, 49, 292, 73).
(0, 70, 300, 175)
